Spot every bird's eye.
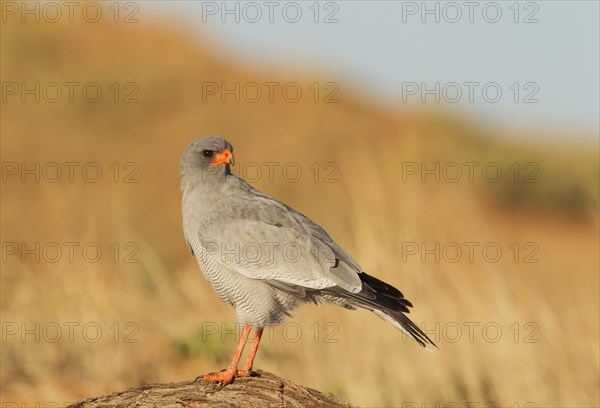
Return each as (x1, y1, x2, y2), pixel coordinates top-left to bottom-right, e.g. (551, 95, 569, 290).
(202, 150, 214, 158)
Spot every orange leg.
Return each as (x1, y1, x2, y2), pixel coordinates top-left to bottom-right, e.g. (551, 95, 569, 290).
(201, 323, 252, 385)
(237, 327, 263, 377)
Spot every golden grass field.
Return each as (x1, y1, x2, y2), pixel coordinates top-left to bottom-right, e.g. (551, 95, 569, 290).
(1, 11, 599, 408)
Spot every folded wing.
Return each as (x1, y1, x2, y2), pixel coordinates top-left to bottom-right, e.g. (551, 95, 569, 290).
(193, 190, 362, 294)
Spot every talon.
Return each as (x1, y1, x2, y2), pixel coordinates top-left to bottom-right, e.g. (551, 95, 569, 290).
(195, 371, 215, 382)
(236, 369, 251, 377)
(201, 368, 237, 385)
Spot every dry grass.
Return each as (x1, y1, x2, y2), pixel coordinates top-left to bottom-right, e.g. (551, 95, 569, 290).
(1, 12, 598, 408)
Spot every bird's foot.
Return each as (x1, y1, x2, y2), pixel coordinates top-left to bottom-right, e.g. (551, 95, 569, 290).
(236, 369, 257, 377)
(200, 368, 237, 385)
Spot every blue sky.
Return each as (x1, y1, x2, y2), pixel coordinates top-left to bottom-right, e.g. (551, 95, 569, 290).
(147, 1, 599, 140)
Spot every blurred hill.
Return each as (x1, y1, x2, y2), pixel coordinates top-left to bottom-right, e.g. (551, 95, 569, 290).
(1, 11, 598, 408)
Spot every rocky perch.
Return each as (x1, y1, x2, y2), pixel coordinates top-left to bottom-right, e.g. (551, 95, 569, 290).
(67, 370, 354, 408)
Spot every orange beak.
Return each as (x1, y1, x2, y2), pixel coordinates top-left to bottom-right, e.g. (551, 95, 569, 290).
(209, 148, 233, 166)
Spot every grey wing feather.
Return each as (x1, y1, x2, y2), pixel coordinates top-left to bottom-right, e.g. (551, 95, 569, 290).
(240, 178, 364, 274)
(196, 182, 362, 293)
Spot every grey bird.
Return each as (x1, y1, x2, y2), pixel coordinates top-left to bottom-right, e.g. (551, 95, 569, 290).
(180, 136, 436, 385)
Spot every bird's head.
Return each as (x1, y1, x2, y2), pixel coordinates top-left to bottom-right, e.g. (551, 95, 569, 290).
(180, 137, 235, 182)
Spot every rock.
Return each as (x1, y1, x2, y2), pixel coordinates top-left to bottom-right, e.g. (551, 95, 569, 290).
(67, 370, 354, 408)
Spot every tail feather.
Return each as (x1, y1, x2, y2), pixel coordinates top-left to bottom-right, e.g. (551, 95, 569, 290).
(333, 272, 437, 349)
(373, 310, 437, 350)
(360, 272, 414, 311)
